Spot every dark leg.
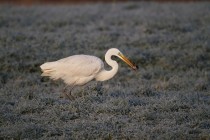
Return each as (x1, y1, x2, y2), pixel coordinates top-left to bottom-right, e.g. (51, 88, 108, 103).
(60, 85, 75, 100)
(66, 86, 75, 100)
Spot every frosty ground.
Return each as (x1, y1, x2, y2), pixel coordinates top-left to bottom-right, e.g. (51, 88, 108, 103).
(0, 2, 210, 139)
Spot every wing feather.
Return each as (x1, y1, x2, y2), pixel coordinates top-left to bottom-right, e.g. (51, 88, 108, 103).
(41, 55, 104, 84)
(56, 55, 104, 77)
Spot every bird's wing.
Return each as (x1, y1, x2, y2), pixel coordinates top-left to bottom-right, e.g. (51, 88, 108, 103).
(55, 55, 104, 77)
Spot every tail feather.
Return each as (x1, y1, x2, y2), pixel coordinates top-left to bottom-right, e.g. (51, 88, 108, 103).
(40, 62, 59, 80)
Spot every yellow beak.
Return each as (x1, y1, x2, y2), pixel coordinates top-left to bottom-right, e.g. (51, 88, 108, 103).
(118, 53, 138, 70)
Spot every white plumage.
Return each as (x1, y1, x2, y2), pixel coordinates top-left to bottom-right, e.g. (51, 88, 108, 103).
(40, 48, 137, 99)
(41, 55, 103, 85)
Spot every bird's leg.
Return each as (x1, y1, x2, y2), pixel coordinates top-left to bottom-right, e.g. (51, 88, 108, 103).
(67, 85, 75, 100)
(61, 85, 75, 100)
(60, 85, 68, 98)
(62, 85, 68, 93)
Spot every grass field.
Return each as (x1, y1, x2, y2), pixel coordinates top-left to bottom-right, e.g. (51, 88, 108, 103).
(0, 2, 210, 139)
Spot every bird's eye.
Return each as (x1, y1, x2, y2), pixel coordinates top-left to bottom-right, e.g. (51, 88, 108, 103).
(111, 55, 118, 60)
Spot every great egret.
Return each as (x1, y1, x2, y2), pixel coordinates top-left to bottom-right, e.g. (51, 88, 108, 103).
(40, 48, 138, 100)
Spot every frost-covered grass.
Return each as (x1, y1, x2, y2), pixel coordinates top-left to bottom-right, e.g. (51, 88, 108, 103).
(0, 2, 210, 139)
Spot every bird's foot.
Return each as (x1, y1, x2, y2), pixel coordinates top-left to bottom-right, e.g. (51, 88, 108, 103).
(60, 92, 75, 100)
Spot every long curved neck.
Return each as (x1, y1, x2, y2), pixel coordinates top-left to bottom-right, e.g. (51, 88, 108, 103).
(95, 52, 119, 81)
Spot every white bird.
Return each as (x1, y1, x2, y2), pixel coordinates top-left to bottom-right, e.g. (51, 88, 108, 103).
(40, 48, 138, 100)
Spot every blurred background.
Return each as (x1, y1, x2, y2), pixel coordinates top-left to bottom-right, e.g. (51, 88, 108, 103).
(0, 0, 208, 5)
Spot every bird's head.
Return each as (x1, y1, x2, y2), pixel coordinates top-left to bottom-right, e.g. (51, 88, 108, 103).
(108, 48, 138, 70)
(118, 52, 138, 70)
